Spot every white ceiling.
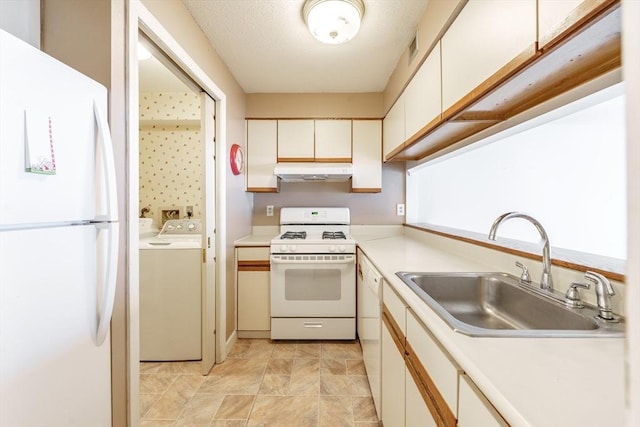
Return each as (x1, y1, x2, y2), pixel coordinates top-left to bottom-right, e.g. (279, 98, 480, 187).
(180, 0, 429, 93)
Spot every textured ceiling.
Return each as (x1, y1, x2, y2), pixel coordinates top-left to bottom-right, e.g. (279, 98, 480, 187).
(181, 0, 428, 93)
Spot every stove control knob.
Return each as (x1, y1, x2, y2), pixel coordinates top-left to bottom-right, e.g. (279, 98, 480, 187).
(328, 245, 336, 252)
(280, 245, 288, 252)
(188, 223, 196, 231)
(290, 245, 297, 252)
(338, 245, 346, 253)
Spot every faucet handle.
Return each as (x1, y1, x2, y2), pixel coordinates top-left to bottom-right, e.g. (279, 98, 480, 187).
(565, 281, 590, 308)
(585, 271, 615, 296)
(515, 261, 531, 283)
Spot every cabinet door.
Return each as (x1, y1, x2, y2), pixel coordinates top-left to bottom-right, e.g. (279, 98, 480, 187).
(441, 0, 536, 112)
(538, 0, 601, 48)
(277, 119, 314, 161)
(315, 119, 352, 161)
(237, 270, 270, 331)
(381, 321, 405, 427)
(406, 310, 460, 418)
(352, 120, 382, 193)
(237, 247, 271, 332)
(406, 366, 437, 427)
(383, 93, 405, 161)
(246, 120, 278, 191)
(405, 41, 442, 140)
(458, 374, 509, 427)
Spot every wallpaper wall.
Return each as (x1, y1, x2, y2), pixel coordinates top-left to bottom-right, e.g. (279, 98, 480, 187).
(139, 92, 203, 227)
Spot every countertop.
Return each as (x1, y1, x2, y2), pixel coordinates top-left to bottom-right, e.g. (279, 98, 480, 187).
(357, 231, 625, 427)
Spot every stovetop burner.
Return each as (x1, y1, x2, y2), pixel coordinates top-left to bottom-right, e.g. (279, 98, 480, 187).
(322, 231, 347, 240)
(280, 231, 307, 240)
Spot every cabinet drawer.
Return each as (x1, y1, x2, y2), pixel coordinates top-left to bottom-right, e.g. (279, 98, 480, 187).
(459, 374, 509, 427)
(406, 309, 461, 418)
(237, 246, 270, 261)
(383, 281, 407, 335)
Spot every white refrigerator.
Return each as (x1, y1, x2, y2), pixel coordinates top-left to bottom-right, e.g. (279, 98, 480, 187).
(0, 30, 118, 426)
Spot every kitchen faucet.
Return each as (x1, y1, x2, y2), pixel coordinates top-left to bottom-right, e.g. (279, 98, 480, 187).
(488, 212, 554, 291)
(584, 271, 616, 321)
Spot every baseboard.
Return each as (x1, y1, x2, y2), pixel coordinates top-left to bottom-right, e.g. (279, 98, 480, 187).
(237, 330, 271, 339)
(221, 330, 237, 363)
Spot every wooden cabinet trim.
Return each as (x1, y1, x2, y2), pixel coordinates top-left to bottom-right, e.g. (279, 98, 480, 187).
(313, 157, 352, 163)
(246, 187, 279, 193)
(382, 304, 405, 354)
(276, 157, 315, 162)
(539, 0, 619, 51)
(406, 340, 457, 427)
(387, 1, 621, 163)
(238, 260, 270, 272)
(351, 188, 381, 194)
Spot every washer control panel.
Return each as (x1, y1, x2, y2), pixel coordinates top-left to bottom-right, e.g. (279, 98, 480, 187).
(159, 219, 202, 235)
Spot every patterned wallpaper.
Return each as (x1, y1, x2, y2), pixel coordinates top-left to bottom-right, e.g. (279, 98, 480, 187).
(139, 92, 203, 227)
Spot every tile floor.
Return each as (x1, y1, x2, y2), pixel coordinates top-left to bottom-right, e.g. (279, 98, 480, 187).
(140, 339, 380, 427)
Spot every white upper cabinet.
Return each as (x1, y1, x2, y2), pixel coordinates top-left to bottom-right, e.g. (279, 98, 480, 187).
(404, 41, 442, 140)
(315, 119, 352, 161)
(441, 0, 536, 112)
(383, 93, 405, 161)
(277, 119, 315, 161)
(246, 119, 278, 191)
(352, 120, 382, 193)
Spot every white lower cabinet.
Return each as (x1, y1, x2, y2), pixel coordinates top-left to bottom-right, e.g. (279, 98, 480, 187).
(236, 247, 271, 337)
(379, 283, 510, 426)
(381, 282, 406, 427)
(405, 366, 435, 427)
(459, 374, 509, 427)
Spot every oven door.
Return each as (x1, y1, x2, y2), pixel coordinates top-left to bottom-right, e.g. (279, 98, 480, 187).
(270, 253, 356, 317)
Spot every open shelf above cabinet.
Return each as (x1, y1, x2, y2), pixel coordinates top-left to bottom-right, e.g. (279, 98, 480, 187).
(387, 0, 621, 162)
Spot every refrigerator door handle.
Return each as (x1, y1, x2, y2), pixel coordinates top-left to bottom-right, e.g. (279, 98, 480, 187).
(93, 100, 118, 222)
(95, 222, 119, 346)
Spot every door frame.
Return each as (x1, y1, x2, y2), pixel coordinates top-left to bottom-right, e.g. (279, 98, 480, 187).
(125, 1, 228, 424)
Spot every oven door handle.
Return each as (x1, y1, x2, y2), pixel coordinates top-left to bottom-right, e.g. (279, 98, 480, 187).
(270, 255, 355, 265)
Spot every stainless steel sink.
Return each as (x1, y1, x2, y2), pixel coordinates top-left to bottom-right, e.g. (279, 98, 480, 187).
(395, 272, 624, 337)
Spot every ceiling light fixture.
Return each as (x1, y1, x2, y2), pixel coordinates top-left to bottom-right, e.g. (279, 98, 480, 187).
(137, 42, 152, 61)
(303, 0, 365, 45)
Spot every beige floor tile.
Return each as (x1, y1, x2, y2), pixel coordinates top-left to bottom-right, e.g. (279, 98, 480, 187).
(321, 359, 347, 375)
(289, 373, 321, 396)
(140, 420, 176, 427)
(171, 375, 207, 399)
(320, 395, 354, 427)
(346, 360, 366, 376)
(296, 342, 321, 359)
(141, 374, 178, 394)
(140, 362, 165, 374)
(271, 342, 298, 359)
(199, 374, 263, 395)
(258, 374, 291, 395)
(349, 376, 372, 396)
(354, 422, 381, 427)
(210, 421, 248, 427)
(174, 393, 225, 426)
(209, 358, 268, 377)
(292, 358, 320, 377)
(248, 395, 318, 427)
(351, 397, 377, 422)
(320, 375, 352, 396)
(322, 342, 363, 360)
(214, 395, 255, 420)
(266, 358, 294, 375)
(140, 394, 163, 418)
(145, 387, 192, 420)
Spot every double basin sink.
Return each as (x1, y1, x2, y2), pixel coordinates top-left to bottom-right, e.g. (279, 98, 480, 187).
(395, 272, 624, 338)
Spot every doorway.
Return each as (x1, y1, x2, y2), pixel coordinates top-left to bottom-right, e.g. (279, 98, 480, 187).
(136, 32, 217, 421)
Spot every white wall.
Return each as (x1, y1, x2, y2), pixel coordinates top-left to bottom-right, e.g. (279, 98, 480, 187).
(0, 0, 40, 48)
(408, 84, 626, 260)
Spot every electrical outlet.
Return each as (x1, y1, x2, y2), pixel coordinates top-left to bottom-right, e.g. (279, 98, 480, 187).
(266, 205, 274, 217)
(396, 203, 405, 216)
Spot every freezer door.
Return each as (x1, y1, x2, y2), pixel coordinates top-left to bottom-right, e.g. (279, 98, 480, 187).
(0, 30, 112, 226)
(0, 225, 111, 426)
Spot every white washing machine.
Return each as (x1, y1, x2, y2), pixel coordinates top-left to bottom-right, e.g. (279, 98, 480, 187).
(140, 219, 202, 361)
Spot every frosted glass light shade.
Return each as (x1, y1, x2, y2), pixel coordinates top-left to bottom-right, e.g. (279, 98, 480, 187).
(303, 0, 365, 45)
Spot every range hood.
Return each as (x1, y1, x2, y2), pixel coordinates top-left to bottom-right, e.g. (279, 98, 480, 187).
(274, 162, 353, 182)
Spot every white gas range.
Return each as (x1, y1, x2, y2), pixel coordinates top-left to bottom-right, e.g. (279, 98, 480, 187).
(270, 207, 356, 340)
